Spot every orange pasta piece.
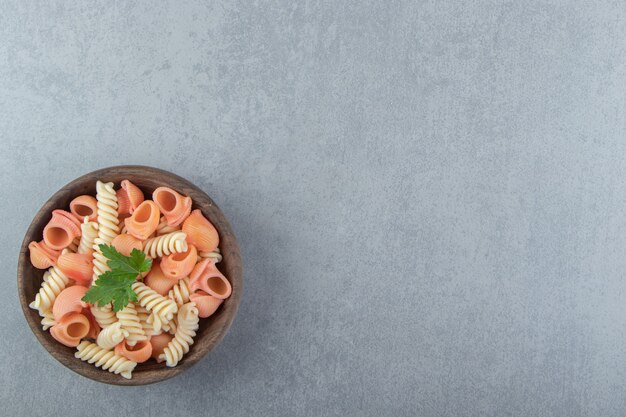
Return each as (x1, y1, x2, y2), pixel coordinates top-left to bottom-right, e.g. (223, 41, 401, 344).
(153, 187, 192, 227)
(116, 180, 145, 215)
(115, 340, 152, 363)
(149, 333, 173, 360)
(189, 258, 232, 299)
(160, 244, 197, 281)
(144, 262, 176, 295)
(82, 307, 101, 339)
(124, 200, 160, 240)
(28, 240, 60, 269)
(182, 209, 219, 252)
(53, 285, 89, 321)
(189, 291, 223, 318)
(111, 233, 143, 257)
(69, 195, 98, 222)
(57, 252, 93, 285)
(50, 312, 90, 347)
(43, 210, 82, 250)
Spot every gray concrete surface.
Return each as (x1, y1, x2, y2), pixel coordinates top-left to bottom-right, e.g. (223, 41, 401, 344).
(1, 1, 625, 416)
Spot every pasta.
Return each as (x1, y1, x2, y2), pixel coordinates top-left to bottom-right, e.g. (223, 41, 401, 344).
(143, 231, 188, 258)
(27, 178, 233, 379)
(158, 302, 199, 367)
(29, 265, 71, 317)
(115, 303, 147, 346)
(96, 321, 129, 350)
(75, 341, 137, 379)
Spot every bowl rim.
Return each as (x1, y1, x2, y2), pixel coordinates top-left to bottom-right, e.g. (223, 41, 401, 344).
(17, 165, 243, 385)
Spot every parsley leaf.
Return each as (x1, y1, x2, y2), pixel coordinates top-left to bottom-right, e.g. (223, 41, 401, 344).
(81, 245, 152, 312)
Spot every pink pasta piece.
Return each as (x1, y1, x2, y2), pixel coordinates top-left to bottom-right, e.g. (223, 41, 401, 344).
(115, 340, 152, 363)
(28, 240, 61, 269)
(189, 258, 232, 299)
(50, 312, 90, 347)
(57, 252, 93, 285)
(124, 200, 160, 240)
(144, 262, 177, 295)
(43, 210, 82, 250)
(160, 244, 197, 281)
(152, 187, 192, 227)
(111, 233, 143, 257)
(149, 333, 173, 360)
(182, 209, 219, 252)
(189, 291, 223, 318)
(82, 307, 101, 339)
(69, 195, 98, 222)
(116, 180, 145, 215)
(52, 285, 89, 321)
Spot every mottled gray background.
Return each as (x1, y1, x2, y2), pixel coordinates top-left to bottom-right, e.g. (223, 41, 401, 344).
(0, 1, 625, 416)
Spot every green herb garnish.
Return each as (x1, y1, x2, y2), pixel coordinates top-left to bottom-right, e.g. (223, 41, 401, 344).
(82, 244, 152, 312)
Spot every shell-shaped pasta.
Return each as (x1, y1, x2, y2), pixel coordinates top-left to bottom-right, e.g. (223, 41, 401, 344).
(198, 247, 222, 263)
(158, 302, 199, 367)
(90, 303, 117, 328)
(150, 333, 173, 360)
(110, 233, 143, 257)
(50, 312, 90, 347)
(43, 210, 82, 250)
(116, 303, 147, 346)
(29, 265, 71, 317)
(67, 236, 80, 253)
(115, 340, 152, 363)
(52, 285, 88, 321)
(189, 258, 232, 299)
(144, 262, 176, 295)
(75, 341, 137, 380)
(157, 216, 180, 235)
(96, 321, 129, 350)
(136, 304, 161, 336)
(69, 195, 98, 222)
(160, 244, 197, 280)
(116, 180, 144, 215)
(182, 209, 219, 252)
(132, 282, 178, 325)
(28, 240, 61, 269)
(189, 291, 223, 318)
(124, 200, 160, 240)
(56, 252, 93, 285)
(77, 218, 98, 255)
(143, 231, 188, 258)
(83, 307, 101, 339)
(167, 277, 192, 308)
(153, 187, 192, 227)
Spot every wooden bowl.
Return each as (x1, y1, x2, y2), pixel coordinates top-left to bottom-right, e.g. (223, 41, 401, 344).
(17, 166, 242, 385)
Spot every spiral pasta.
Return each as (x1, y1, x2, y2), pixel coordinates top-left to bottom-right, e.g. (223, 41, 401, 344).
(168, 277, 191, 308)
(96, 321, 129, 350)
(78, 218, 98, 255)
(92, 181, 119, 283)
(143, 231, 188, 258)
(136, 304, 160, 337)
(29, 265, 71, 317)
(41, 312, 56, 331)
(115, 303, 147, 346)
(158, 302, 199, 367)
(132, 282, 178, 325)
(90, 303, 117, 328)
(75, 341, 137, 379)
(157, 216, 180, 235)
(198, 247, 222, 263)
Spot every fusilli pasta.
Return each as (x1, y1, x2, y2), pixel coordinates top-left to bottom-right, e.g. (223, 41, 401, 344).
(90, 303, 117, 328)
(158, 302, 199, 367)
(143, 231, 188, 258)
(115, 303, 147, 346)
(96, 321, 129, 350)
(29, 265, 70, 317)
(75, 341, 137, 379)
(78, 218, 98, 255)
(168, 277, 191, 308)
(92, 181, 119, 283)
(132, 282, 178, 325)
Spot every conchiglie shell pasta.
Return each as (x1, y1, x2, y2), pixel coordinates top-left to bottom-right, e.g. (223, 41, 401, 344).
(189, 259, 232, 300)
(53, 285, 89, 321)
(43, 210, 82, 250)
(124, 200, 160, 240)
(144, 262, 176, 295)
(115, 340, 152, 363)
(182, 209, 219, 252)
(116, 180, 145, 215)
(150, 333, 173, 360)
(189, 291, 223, 318)
(153, 187, 192, 227)
(82, 307, 101, 339)
(160, 244, 197, 281)
(57, 252, 93, 285)
(50, 312, 90, 347)
(69, 195, 98, 222)
(111, 233, 143, 257)
(28, 240, 60, 269)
